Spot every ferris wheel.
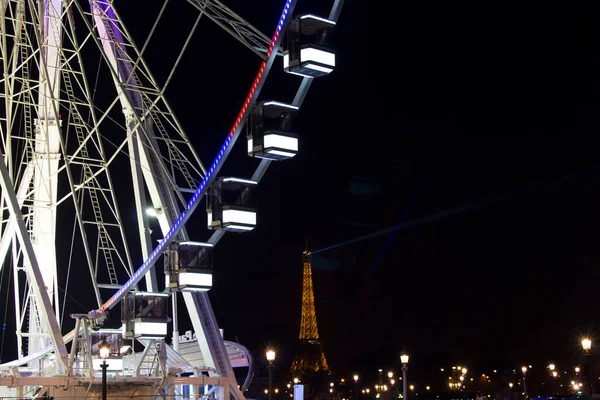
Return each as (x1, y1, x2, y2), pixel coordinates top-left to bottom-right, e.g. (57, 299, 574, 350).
(0, 0, 342, 399)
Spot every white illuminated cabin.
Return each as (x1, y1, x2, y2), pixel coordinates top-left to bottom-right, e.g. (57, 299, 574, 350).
(121, 292, 170, 339)
(284, 14, 336, 78)
(207, 177, 257, 232)
(247, 101, 299, 160)
(165, 241, 213, 292)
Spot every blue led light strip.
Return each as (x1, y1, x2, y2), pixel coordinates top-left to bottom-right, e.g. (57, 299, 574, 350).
(100, 0, 295, 312)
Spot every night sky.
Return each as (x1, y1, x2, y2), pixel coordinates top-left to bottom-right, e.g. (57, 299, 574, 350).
(3, 0, 600, 393)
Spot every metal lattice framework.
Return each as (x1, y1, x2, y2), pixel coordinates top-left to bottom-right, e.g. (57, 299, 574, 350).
(290, 249, 330, 377)
(0, 0, 344, 398)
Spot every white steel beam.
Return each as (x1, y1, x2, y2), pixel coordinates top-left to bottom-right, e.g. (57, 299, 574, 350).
(89, 1, 158, 291)
(25, 0, 64, 357)
(0, 142, 68, 371)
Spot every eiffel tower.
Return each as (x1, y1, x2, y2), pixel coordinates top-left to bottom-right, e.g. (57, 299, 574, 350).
(290, 248, 330, 378)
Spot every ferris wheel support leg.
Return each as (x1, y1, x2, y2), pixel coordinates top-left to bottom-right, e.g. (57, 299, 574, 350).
(0, 145, 68, 371)
(126, 116, 158, 292)
(182, 292, 245, 400)
(0, 164, 33, 276)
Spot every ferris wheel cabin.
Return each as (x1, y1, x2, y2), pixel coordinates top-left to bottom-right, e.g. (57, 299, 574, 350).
(247, 101, 299, 160)
(284, 14, 336, 78)
(165, 241, 213, 292)
(207, 177, 257, 232)
(121, 292, 170, 340)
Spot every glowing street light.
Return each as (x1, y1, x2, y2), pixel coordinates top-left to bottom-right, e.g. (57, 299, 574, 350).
(582, 339, 593, 400)
(522, 366, 528, 398)
(266, 349, 276, 400)
(401, 351, 409, 400)
(98, 339, 110, 400)
(354, 375, 359, 400)
(99, 339, 110, 360)
(549, 364, 556, 371)
(388, 372, 394, 379)
(582, 338, 592, 355)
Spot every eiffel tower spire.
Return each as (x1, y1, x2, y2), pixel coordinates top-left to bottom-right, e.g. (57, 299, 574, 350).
(291, 244, 330, 377)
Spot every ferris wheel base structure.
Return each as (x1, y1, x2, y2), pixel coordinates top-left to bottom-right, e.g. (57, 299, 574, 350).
(0, 376, 231, 400)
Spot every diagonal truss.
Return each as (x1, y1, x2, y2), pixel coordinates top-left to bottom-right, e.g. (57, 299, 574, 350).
(186, 0, 282, 59)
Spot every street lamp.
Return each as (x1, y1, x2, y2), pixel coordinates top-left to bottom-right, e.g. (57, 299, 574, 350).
(521, 366, 528, 399)
(267, 349, 276, 400)
(354, 375, 359, 400)
(98, 339, 110, 400)
(401, 351, 409, 400)
(582, 339, 593, 400)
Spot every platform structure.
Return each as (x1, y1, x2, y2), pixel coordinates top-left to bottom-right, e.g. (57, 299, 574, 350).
(0, 0, 344, 399)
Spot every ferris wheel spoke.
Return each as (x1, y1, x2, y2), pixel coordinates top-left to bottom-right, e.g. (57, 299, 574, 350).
(186, 0, 280, 59)
(0, 140, 68, 370)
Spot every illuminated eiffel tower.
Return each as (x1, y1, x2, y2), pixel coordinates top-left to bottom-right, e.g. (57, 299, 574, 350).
(290, 248, 330, 378)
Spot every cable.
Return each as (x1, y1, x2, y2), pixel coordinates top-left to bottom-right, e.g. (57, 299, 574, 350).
(212, 292, 240, 344)
(60, 209, 79, 327)
(57, 286, 89, 313)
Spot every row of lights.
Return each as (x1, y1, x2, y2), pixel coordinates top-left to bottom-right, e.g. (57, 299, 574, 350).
(264, 339, 592, 399)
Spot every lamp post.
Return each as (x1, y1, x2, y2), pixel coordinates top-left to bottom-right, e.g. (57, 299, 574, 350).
(521, 367, 528, 399)
(548, 364, 556, 397)
(401, 352, 409, 400)
(267, 349, 276, 400)
(354, 375, 359, 400)
(99, 339, 110, 400)
(582, 339, 592, 400)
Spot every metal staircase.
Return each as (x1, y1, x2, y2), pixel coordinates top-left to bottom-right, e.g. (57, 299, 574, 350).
(136, 339, 167, 377)
(62, 63, 122, 286)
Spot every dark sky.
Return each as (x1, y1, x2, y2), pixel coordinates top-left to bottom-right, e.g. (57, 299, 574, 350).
(134, 0, 600, 387)
(4, 0, 600, 393)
